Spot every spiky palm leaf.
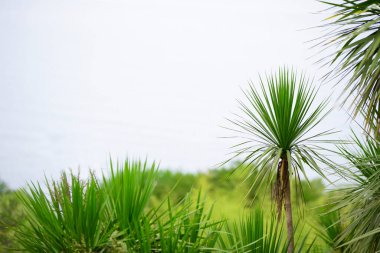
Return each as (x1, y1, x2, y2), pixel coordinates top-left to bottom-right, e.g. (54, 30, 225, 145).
(227, 68, 333, 203)
(318, 0, 380, 134)
(332, 133, 380, 252)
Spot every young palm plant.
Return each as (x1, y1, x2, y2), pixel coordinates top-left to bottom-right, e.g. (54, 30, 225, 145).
(227, 68, 333, 252)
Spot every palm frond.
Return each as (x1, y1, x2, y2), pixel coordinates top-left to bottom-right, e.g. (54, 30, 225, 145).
(318, 0, 380, 134)
(332, 132, 380, 252)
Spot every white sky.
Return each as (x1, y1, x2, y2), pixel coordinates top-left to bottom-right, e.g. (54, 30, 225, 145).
(0, 0, 352, 188)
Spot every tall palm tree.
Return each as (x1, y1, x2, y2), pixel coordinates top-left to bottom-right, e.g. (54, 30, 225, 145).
(318, 0, 380, 135)
(227, 68, 333, 252)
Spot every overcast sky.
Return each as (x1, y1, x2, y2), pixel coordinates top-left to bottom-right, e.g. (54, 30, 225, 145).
(0, 0, 352, 188)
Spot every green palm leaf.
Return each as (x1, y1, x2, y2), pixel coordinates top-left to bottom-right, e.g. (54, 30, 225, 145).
(318, 0, 380, 134)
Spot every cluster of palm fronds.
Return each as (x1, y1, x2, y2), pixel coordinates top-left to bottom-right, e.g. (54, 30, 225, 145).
(318, 0, 380, 134)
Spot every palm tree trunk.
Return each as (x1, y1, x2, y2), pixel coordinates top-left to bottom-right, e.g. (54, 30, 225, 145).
(283, 159, 294, 253)
(276, 158, 295, 252)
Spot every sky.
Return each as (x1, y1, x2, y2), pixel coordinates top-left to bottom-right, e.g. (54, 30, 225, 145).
(0, 0, 352, 188)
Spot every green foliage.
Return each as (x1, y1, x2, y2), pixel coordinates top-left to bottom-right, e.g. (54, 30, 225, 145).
(219, 208, 287, 252)
(15, 172, 114, 252)
(313, 207, 347, 253)
(227, 67, 333, 203)
(219, 208, 315, 253)
(153, 170, 197, 204)
(207, 168, 236, 192)
(1, 165, 328, 252)
(225, 67, 333, 253)
(102, 160, 158, 234)
(13, 160, 223, 252)
(319, 0, 380, 134)
(8, 159, 330, 252)
(300, 179, 325, 204)
(331, 133, 380, 252)
(148, 192, 222, 252)
(0, 183, 24, 252)
(318, 1, 380, 251)
(0, 181, 9, 195)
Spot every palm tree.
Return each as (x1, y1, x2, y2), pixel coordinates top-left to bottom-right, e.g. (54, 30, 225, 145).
(318, 0, 380, 135)
(226, 68, 333, 252)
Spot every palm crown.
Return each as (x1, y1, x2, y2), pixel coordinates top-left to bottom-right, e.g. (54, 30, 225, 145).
(229, 68, 332, 190)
